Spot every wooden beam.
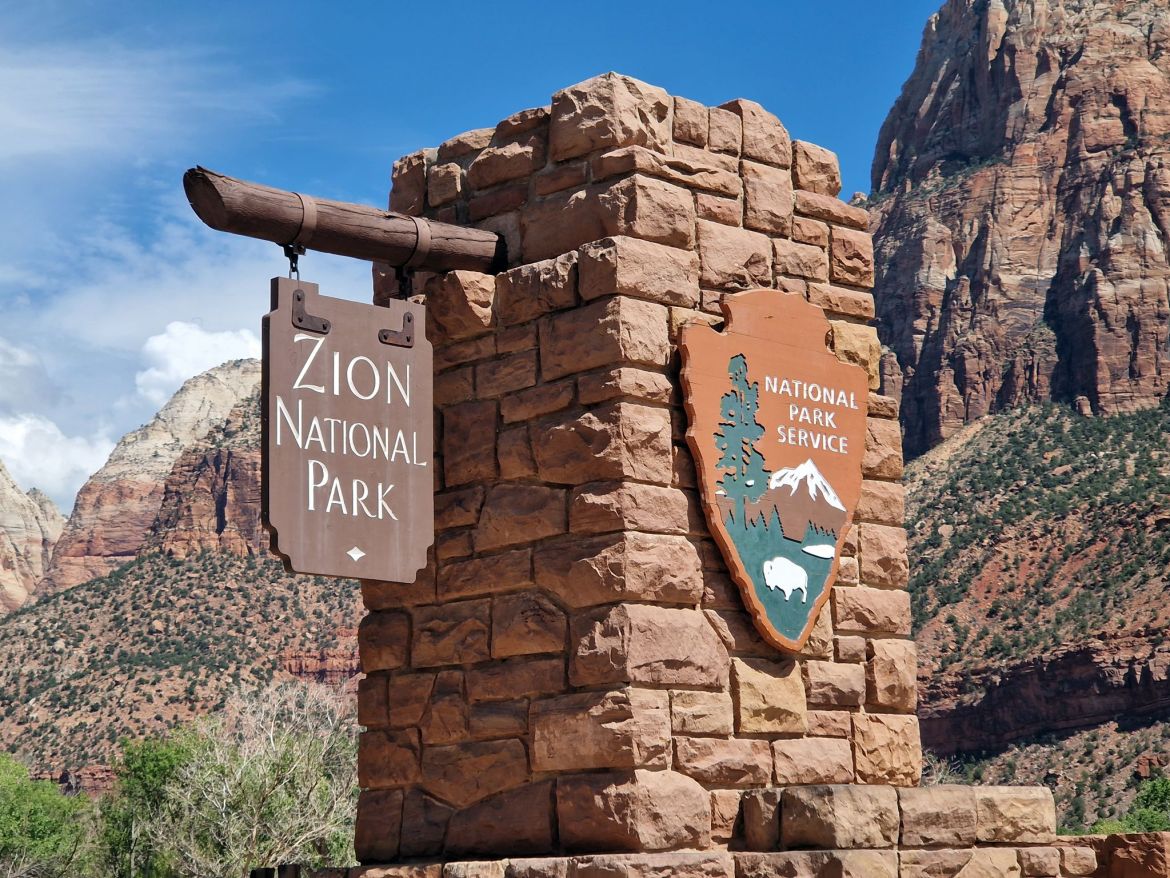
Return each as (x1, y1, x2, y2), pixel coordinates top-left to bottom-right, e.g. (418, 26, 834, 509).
(183, 167, 506, 274)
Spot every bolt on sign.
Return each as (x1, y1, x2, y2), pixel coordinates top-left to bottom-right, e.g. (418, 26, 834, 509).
(262, 277, 433, 581)
(681, 290, 868, 651)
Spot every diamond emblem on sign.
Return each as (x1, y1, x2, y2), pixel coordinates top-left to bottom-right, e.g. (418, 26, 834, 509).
(346, 546, 366, 562)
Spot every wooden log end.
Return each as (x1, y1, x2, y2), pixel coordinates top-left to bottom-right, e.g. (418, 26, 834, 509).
(183, 167, 230, 232)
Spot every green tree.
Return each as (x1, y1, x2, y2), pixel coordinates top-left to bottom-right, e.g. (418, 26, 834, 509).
(98, 736, 192, 878)
(715, 354, 769, 517)
(0, 754, 91, 878)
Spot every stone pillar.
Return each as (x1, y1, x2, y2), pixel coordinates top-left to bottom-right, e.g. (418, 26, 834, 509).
(353, 74, 1062, 876)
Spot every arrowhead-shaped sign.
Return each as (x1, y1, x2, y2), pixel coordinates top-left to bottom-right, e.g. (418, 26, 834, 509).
(680, 290, 869, 652)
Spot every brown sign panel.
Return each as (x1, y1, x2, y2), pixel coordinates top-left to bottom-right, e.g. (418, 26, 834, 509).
(262, 277, 433, 581)
(681, 290, 869, 652)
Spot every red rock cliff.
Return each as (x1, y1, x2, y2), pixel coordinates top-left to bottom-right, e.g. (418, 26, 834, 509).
(871, 0, 1170, 456)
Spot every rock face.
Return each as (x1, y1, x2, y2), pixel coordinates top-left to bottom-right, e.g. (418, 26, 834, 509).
(151, 385, 265, 559)
(0, 465, 64, 612)
(40, 359, 260, 593)
(871, 0, 1170, 456)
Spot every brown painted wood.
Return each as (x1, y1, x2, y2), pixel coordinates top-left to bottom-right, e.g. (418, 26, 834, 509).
(184, 167, 506, 273)
(680, 290, 869, 653)
(262, 277, 434, 581)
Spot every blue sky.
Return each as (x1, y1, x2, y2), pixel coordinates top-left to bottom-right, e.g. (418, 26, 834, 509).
(0, 0, 939, 510)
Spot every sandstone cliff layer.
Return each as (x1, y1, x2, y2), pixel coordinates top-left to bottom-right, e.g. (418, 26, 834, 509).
(40, 359, 260, 593)
(0, 465, 63, 612)
(872, 0, 1170, 455)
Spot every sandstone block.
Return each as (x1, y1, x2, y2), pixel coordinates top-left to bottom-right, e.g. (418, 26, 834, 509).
(569, 852, 733, 878)
(437, 127, 493, 162)
(859, 523, 909, 589)
(435, 366, 475, 407)
(868, 393, 899, 419)
(710, 790, 742, 844)
(419, 670, 469, 745)
(443, 400, 497, 486)
(774, 238, 828, 281)
(532, 402, 673, 486)
(863, 417, 904, 480)
(428, 162, 463, 207)
(674, 736, 772, 786)
(469, 185, 526, 222)
(468, 134, 546, 190)
(837, 555, 859, 585)
(466, 657, 564, 702)
(670, 690, 734, 736)
(531, 688, 670, 771)
(697, 220, 772, 290)
(520, 185, 610, 263)
(772, 737, 854, 785)
(731, 657, 807, 734)
(388, 672, 434, 728)
(435, 334, 495, 372)
(792, 141, 842, 197)
(578, 236, 700, 307)
(359, 612, 410, 673)
(469, 700, 528, 740)
(435, 486, 485, 530)
(703, 608, 776, 657)
(421, 738, 528, 808)
(802, 659, 865, 707)
(742, 160, 793, 235)
(807, 283, 875, 321)
(794, 190, 868, 229)
(592, 146, 740, 197)
(534, 162, 588, 197)
(475, 351, 536, 398)
(556, 769, 711, 852)
(719, 100, 791, 167)
(359, 729, 420, 788)
(736, 851, 896, 878)
(445, 781, 555, 857)
(474, 485, 566, 552)
(830, 226, 875, 288)
(426, 272, 495, 341)
(856, 480, 904, 525)
(577, 367, 674, 405)
(536, 531, 703, 608)
(390, 149, 432, 214)
(807, 710, 853, 738)
(399, 789, 453, 858)
(570, 482, 693, 535)
(695, 192, 742, 225)
(1060, 846, 1097, 876)
(355, 788, 403, 863)
(898, 786, 977, 847)
(741, 789, 782, 851)
(835, 635, 867, 663)
(492, 591, 566, 657)
(597, 175, 696, 250)
(549, 74, 672, 162)
(439, 548, 533, 600)
(495, 106, 548, 139)
(829, 320, 881, 390)
(673, 96, 708, 146)
(780, 784, 898, 849)
(358, 674, 389, 729)
(540, 295, 670, 380)
(571, 603, 729, 688)
(707, 107, 742, 155)
(832, 587, 911, 635)
(974, 786, 1056, 843)
(867, 639, 917, 710)
(353, 867, 441, 878)
(498, 426, 536, 479)
(499, 380, 576, 424)
(898, 849, 1017, 878)
(412, 600, 491, 667)
(852, 713, 922, 785)
(496, 252, 577, 326)
(1017, 847, 1060, 876)
(445, 864, 505, 878)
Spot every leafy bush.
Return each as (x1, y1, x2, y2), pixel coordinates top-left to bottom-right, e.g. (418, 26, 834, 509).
(0, 753, 91, 878)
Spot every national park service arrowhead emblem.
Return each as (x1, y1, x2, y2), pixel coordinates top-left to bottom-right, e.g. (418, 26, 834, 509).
(681, 290, 869, 652)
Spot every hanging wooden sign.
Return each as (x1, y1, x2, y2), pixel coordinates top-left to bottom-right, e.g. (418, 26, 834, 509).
(681, 290, 868, 652)
(262, 277, 433, 582)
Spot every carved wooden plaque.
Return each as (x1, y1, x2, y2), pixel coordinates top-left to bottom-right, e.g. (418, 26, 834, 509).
(262, 277, 433, 581)
(681, 290, 869, 651)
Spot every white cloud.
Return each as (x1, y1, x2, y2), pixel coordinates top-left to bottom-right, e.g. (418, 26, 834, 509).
(0, 414, 114, 513)
(135, 321, 261, 406)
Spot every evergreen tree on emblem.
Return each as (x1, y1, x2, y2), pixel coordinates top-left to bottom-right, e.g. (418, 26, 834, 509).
(714, 354, 770, 521)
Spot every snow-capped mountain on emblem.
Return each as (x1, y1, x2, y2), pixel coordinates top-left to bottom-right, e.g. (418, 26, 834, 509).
(769, 459, 845, 511)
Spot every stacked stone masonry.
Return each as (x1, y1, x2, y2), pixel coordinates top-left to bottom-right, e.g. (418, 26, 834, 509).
(356, 73, 1068, 876)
